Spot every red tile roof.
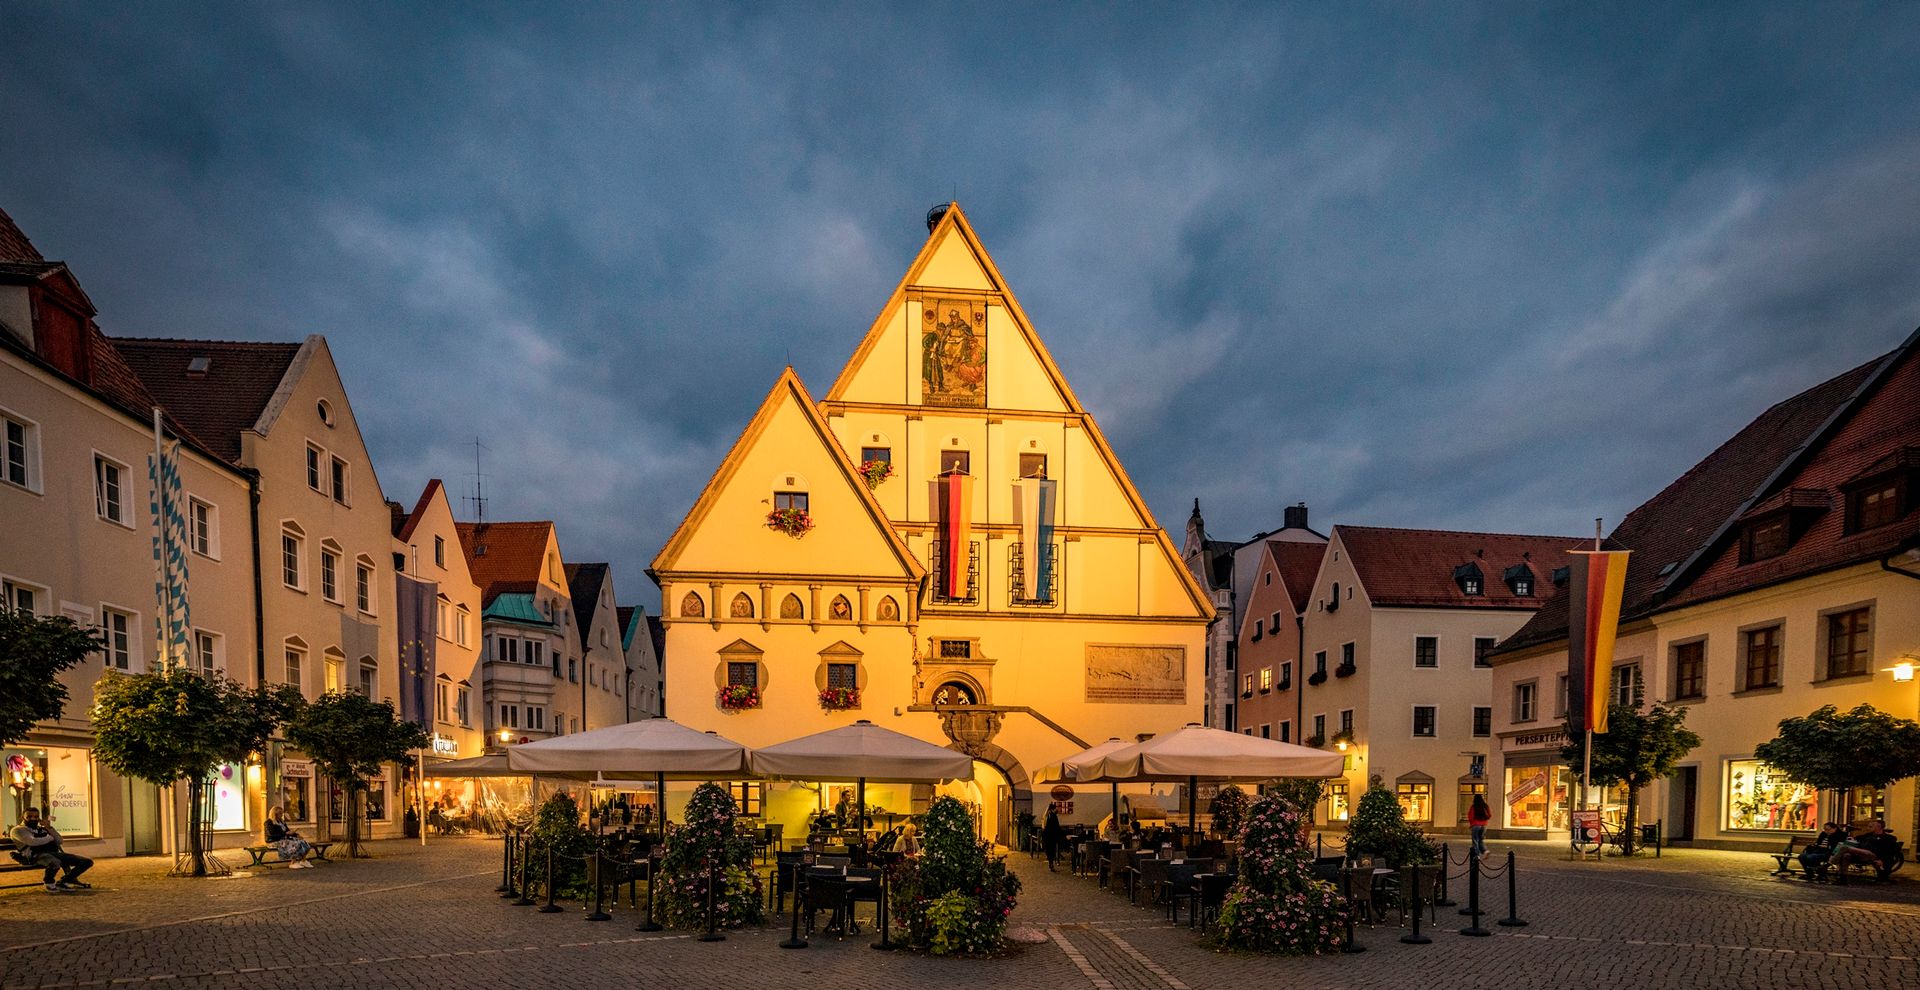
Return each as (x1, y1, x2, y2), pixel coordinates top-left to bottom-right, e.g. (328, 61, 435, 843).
(108, 337, 302, 464)
(395, 479, 445, 541)
(455, 521, 556, 604)
(1266, 539, 1328, 615)
(1499, 338, 1908, 654)
(1336, 525, 1588, 609)
(0, 206, 44, 263)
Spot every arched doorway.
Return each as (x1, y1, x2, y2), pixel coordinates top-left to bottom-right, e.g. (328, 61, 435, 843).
(935, 742, 1032, 847)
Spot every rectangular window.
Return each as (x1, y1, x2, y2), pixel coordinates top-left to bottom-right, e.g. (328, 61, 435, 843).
(527, 641, 544, 669)
(1457, 782, 1487, 825)
(194, 631, 218, 678)
(1414, 636, 1438, 668)
(1612, 664, 1642, 708)
(1742, 625, 1782, 689)
(325, 656, 343, 693)
(1412, 706, 1436, 737)
(433, 535, 446, 567)
(284, 648, 304, 690)
(1555, 673, 1569, 717)
(1340, 709, 1354, 734)
(1474, 637, 1496, 668)
(456, 686, 471, 726)
(729, 782, 763, 816)
(827, 662, 858, 691)
(1848, 478, 1903, 532)
(306, 444, 325, 493)
(526, 706, 544, 731)
(2, 413, 35, 489)
(1314, 651, 1327, 676)
(1396, 781, 1434, 823)
(1341, 642, 1355, 670)
(726, 661, 758, 688)
(1312, 714, 1326, 742)
(940, 450, 970, 475)
(357, 663, 376, 700)
(330, 456, 349, 505)
(1825, 608, 1871, 678)
(356, 563, 373, 613)
(1259, 723, 1271, 739)
(1726, 758, 1817, 832)
(320, 550, 341, 603)
(1325, 782, 1350, 822)
(860, 446, 891, 466)
(2, 580, 38, 615)
(1242, 673, 1254, 697)
(100, 608, 133, 670)
(281, 533, 303, 589)
(435, 682, 450, 722)
(1259, 666, 1273, 692)
(501, 704, 518, 728)
(773, 491, 809, 511)
(454, 608, 469, 647)
(1741, 517, 1790, 563)
(1278, 661, 1292, 690)
(94, 455, 127, 524)
(568, 657, 577, 682)
(1279, 720, 1292, 743)
(1472, 706, 1492, 737)
(189, 498, 217, 557)
(1514, 682, 1537, 723)
(1671, 641, 1705, 700)
(1018, 452, 1048, 479)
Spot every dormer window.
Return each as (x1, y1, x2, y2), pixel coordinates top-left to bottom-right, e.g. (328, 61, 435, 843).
(1503, 564, 1535, 597)
(1741, 515, 1790, 563)
(1551, 566, 1570, 588)
(1453, 563, 1483, 596)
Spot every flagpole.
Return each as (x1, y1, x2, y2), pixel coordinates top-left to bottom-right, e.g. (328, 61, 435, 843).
(152, 407, 172, 674)
(1583, 518, 1600, 820)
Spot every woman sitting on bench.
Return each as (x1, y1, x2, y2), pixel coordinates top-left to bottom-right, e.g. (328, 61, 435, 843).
(266, 807, 315, 869)
(1799, 822, 1846, 878)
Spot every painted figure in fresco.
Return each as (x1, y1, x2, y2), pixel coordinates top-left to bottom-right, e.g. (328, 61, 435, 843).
(922, 309, 946, 395)
(921, 301, 986, 404)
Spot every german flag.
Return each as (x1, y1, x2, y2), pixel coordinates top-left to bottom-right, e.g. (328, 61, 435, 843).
(941, 471, 973, 599)
(1567, 550, 1630, 734)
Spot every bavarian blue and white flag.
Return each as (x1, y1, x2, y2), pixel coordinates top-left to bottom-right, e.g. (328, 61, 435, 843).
(148, 434, 191, 672)
(1014, 476, 1057, 603)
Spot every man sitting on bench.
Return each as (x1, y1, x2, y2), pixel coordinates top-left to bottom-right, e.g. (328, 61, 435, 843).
(1829, 819, 1900, 882)
(11, 807, 92, 892)
(1799, 822, 1846, 879)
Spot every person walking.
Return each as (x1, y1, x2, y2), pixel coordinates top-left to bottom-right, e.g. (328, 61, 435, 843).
(10, 807, 92, 892)
(1042, 806, 1066, 871)
(1468, 794, 1492, 859)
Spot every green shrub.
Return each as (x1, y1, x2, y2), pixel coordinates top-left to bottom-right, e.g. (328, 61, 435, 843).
(1212, 793, 1349, 954)
(1210, 785, 1251, 838)
(1345, 781, 1438, 868)
(890, 797, 1021, 955)
(659, 783, 764, 929)
(526, 793, 595, 899)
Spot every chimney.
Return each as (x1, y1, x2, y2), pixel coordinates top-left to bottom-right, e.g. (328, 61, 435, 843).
(1283, 502, 1310, 531)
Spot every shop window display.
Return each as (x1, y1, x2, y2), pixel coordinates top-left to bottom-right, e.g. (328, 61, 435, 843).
(1324, 782, 1351, 822)
(209, 763, 247, 831)
(1503, 765, 1571, 830)
(3, 747, 96, 837)
(1726, 759, 1816, 832)
(280, 760, 314, 822)
(1395, 780, 1434, 823)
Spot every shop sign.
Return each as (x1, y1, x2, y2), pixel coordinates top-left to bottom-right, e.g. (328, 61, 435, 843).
(1506, 769, 1548, 806)
(431, 734, 460, 756)
(1511, 729, 1567, 748)
(282, 759, 313, 778)
(1570, 809, 1603, 843)
(1050, 784, 1074, 803)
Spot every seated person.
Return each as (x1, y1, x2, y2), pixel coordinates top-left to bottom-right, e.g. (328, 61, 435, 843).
(1799, 822, 1846, 878)
(1831, 819, 1901, 880)
(265, 806, 315, 868)
(10, 807, 92, 892)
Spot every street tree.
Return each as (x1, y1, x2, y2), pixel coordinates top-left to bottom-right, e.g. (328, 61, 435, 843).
(0, 609, 103, 748)
(1562, 703, 1701, 855)
(91, 670, 301, 875)
(1754, 704, 1920, 822)
(283, 691, 429, 858)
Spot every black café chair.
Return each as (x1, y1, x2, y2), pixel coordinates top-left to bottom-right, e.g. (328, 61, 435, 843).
(843, 866, 884, 934)
(1163, 861, 1199, 923)
(1189, 871, 1234, 929)
(770, 851, 805, 912)
(1134, 856, 1169, 907)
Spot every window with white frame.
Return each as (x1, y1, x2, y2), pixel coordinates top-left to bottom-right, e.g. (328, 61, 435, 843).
(330, 456, 349, 506)
(189, 497, 218, 558)
(355, 560, 373, 613)
(435, 680, 450, 722)
(2, 410, 39, 490)
(454, 605, 470, 647)
(433, 535, 445, 567)
(1412, 705, 1437, 737)
(1514, 681, 1537, 722)
(320, 548, 342, 603)
(281, 527, 305, 589)
(94, 454, 130, 525)
(284, 645, 305, 690)
(437, 599, 451, 640)
(357, 659, 376, 699)
(306, 444, 325, 494)
(2, 579, 42, 615)
(100, 607, 135, 670)
(194, 630, 220, 678)
(456, 685, 471, 725)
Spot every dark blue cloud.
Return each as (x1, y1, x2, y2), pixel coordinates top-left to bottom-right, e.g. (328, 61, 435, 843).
(5, 3, 1919, 607)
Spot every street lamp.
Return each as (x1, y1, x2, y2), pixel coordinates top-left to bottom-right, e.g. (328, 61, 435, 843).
(1883, 654, 1918, 682)
(498, 728, 513, 743)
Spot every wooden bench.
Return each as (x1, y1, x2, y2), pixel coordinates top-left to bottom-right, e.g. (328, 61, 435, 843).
(1771, 834, 1906, 882)
(242, 841, 333, 868)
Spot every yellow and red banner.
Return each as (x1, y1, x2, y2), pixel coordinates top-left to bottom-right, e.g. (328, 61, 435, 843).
(1567, 549, 1630, 734)
(941, 471, 973, 599)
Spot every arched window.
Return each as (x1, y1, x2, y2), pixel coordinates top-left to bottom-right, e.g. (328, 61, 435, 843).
(779, 593, 804, 619)
(730, 593, 755, 618)
(932, 681, 976, 706)
(680, 591, 705, 618)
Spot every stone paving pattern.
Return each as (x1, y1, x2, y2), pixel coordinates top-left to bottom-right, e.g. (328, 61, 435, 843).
(4, 839, 1919, 989)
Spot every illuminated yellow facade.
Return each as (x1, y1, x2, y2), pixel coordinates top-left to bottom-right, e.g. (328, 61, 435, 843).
(654, 204, 1213, 841)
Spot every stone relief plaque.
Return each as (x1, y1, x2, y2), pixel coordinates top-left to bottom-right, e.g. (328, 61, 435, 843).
(1085, 644, 1186, 704)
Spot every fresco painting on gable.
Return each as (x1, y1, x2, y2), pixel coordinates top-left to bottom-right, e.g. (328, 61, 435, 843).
(921, 298, 987, 407)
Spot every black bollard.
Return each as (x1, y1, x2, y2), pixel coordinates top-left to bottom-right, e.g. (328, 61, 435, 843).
(1434, 844, 1456, 906)
(501, 827, 519, 898)
(1317, 833, 1324, 859)
(1460, 857, 1489, 936)
(539, 842, 563, 913)
(1498, 851, 1528, 927)
(698, 857, 726, 942)
(872, 866, 896, 951)
(513, 833, 536, 905)
(586, 850, 611, 921)
(498, 826, 513, 893)
(1341, 904, 1365, 953)
(1400, 862, 1431, 944)
(780, 860, 808, 949)
(637, 848, 663, 932)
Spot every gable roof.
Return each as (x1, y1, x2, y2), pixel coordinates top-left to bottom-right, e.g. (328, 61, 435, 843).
(646, 614, 666, 662)
(109, 337, 302, 463)
(0, 206, 42, 263)
(1267, 539, 1329, 615)
(564, 562, 610, 633)
(650, 367, 926, 581)
(1336, 524, 1587, 610)
(616, 605, 639, 650)
(456, 520, 558, 605)
(395, 479, 445, 541)
(1498, 338, 1906, 654)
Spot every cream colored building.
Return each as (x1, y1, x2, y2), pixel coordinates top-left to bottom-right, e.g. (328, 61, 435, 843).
(393, 480, 485, 763)
(617, 605, 663, 720)
(654, 204, 1213, 843)
(1491, 332, 1920, 849)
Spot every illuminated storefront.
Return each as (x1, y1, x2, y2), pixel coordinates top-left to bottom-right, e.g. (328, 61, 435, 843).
(1395, 777, 1434, 825)
(1324, 781, 1351, 822)
(1503, 763, 1569, 830)
(3, 746, 96, 836)
(208, 763, 248, 832)
(280, 760, 314, 823)
(1726, 759, 1817, 832)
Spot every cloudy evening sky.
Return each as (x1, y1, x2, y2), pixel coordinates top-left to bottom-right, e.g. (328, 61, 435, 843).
(6, 4, 1919, 608)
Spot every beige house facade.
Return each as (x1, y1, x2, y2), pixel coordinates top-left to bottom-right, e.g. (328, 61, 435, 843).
(654, 204, 1213, 843)
(393, 480, 486, 764)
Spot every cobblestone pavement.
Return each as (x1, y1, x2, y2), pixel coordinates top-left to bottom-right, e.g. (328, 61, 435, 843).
(4, 839, 1919, 989)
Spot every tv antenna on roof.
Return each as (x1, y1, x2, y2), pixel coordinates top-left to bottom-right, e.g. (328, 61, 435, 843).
(464, 438, 489, 524)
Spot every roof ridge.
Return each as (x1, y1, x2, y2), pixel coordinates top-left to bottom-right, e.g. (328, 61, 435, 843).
(1334, 523, 1590, 542)
(107, 335, 302, 349)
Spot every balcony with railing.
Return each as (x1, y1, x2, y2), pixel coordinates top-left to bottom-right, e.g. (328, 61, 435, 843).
(1007, 542, 1060, 607)
(926, 539, 980, 605)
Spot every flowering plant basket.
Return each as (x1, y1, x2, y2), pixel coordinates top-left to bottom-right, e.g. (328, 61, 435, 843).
(818, 686, 860, 711)
(859, 459, 894, 489)
(766, 507, 813, 538)
(716, 684, 760, 711)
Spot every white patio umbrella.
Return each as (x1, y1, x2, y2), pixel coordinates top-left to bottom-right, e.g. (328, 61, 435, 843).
(424, 753, 517, 777)
(1087, 723, 1345, 834)
(751, 720, 972, 826)
(506, 718, 753, 824)
(1034, 737, 1132, 828)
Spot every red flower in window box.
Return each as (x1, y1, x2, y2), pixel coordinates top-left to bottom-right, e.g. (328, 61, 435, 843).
(859, 459, 894, 490)
(766, 507, 813, 538)
(818, 686, 860, 711)
(716, 684, 760, 711)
